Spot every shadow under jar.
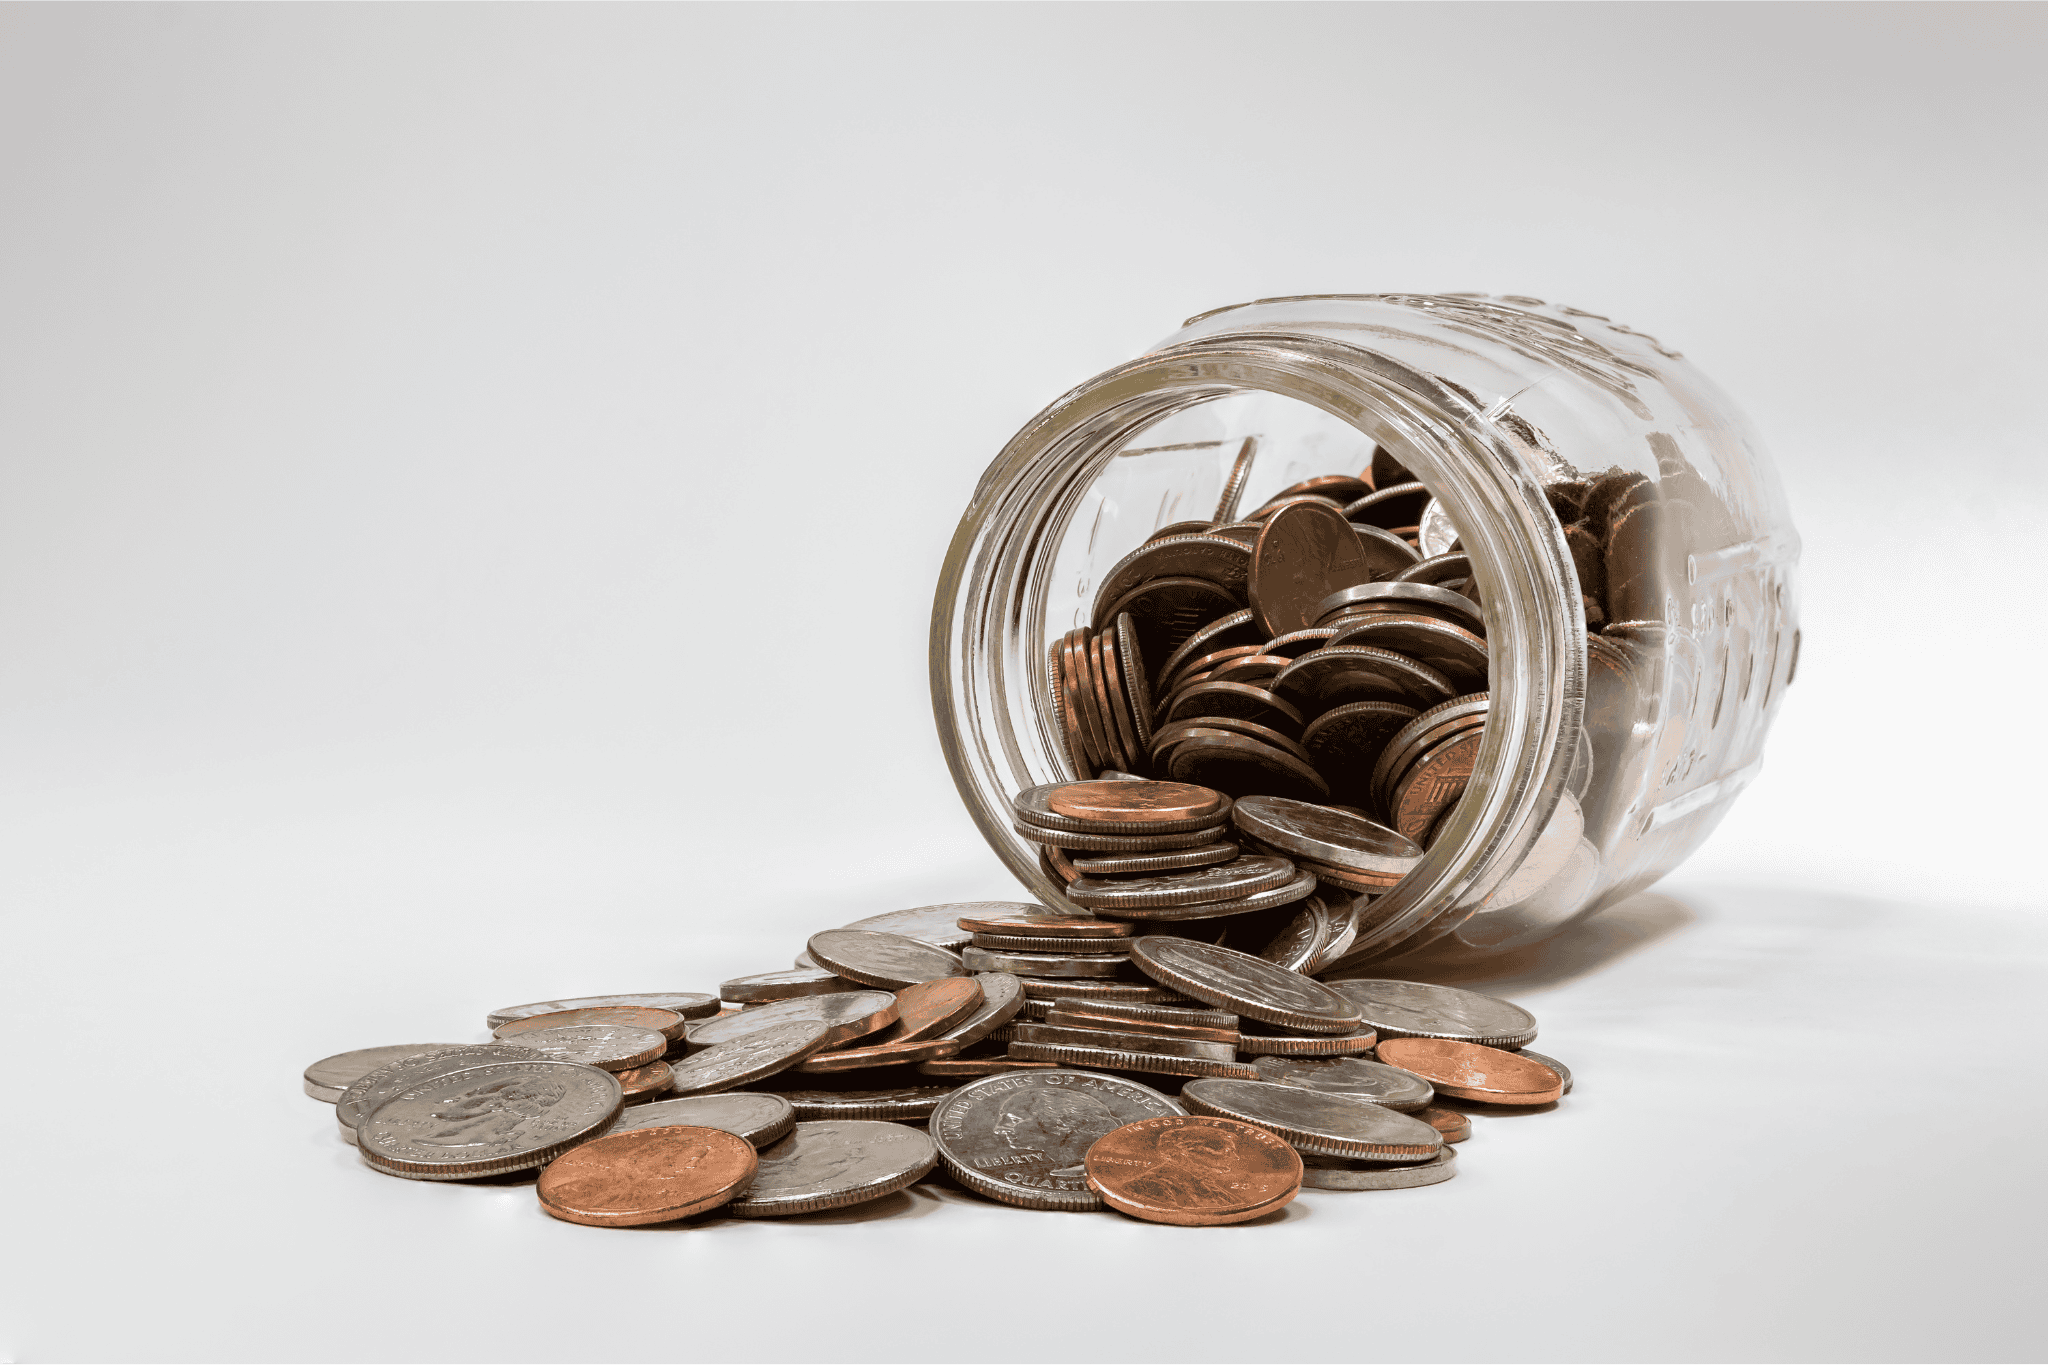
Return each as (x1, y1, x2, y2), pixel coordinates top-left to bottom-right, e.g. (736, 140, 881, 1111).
(932, 293, 1801, 967)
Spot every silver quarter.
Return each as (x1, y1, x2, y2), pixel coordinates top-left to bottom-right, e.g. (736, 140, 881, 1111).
(969, 932, 1129, 954)
(1232, 795, 1423, 879)
(1015, 976, 1194, 1005)
(1257, 895, 1331, 972)
(1321, 978, 1537, 1048)
(1093, 868, 1319, 922)
(961, 946, 1132, 978)
(302, 1044, 454, 1103)
(357, 1060, 621, 1181)
(486, 993, 718, 1030)
(1250, 1055, 1434, 1111)
(930, 1070, 1184, 1211)
(1013, 820, 1230, 853)
(1065, 855, 1297, 911)
(334, 1044, 541, 1143)
(1315, 580, 1483, 637)
(1005, 1040, 1259, 1080)
(606, 1091, 796, 1147)
(837, 903, 1000, 950)
(667, 1019, 832, 1097)
(1236, 1023, 1377, 1057)
(497, 1024, 667, 1072)
(1043, 998, 1237, 1031)
(1068, 842, 1240, 875)
(762, 1082, 959, 1122)
(807, 929, 967, 989)
(1181, 1078, 1442, 1160)
(1006, 1023, 1236, 1062)
(718, 969, 857, 1003)
(1129, 936, 1362, 1033)
(686, 990, 897, 1050)
(722, 1120, 938, 1217)
(1299, 1145, 1457, 1190)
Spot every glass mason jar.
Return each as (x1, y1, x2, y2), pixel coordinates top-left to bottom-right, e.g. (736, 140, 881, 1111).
(931, 293, 1800, 967)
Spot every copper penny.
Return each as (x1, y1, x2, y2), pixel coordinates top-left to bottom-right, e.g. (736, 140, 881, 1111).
(536, 1124, 758, 1227)
(794, 1037, 962, 1073)
(1047, 779, 1224, 825)
(1064, 630, 1115, 773)
(1096, 575, 1243, 671)
(493, 1005, 687, 1043)
(1042, 844, 1080, 884)
(1095, 630, 1145, 776)
(1250, 500, 1372, 638)
(954, 907, 1135, 938)
(1415, 1104, 1473, 1143)
(1045, 1007, 1240, 1045)
(1390, 729, 1482, 844)
(1084, 1115, 1302, 1226)
(1051, 635, 1093, 776)
(876, 978, 985, 1044)
(613, 1059, 675, 1100)
(1375, 1037, 1562, 1105)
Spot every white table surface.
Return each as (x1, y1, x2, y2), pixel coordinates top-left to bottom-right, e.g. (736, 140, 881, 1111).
(3, 6, 2043, 1361)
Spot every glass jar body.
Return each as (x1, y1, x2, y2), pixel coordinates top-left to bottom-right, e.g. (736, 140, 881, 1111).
(932, 294, 1800, 965)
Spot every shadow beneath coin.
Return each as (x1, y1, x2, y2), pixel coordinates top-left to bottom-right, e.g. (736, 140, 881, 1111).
(1347, 890, 1699, 992)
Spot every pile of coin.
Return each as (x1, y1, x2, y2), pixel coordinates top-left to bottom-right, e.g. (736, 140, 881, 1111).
(1050, 448, 1494, 847)
(304, 888, 1568, 1229)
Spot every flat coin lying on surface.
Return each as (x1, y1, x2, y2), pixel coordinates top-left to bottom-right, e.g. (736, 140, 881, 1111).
(686, 990, 898, 1051)
(1007, 1023, 1236, 1062)
(303, 1044, 456, 1103)
(1065, 856, 1298, 911)
(838, 903, 993, 950)
(486, 993, 719, 1031)
(537, 1125, 758, 1227)
(1299, 1146, 1457, 1190)
(1006, 1039, 1258, 1080)
(1250, 1055, 1435, 1111)
(608, 1091, 796, 1147)
(334, 1044, 543, 1143)
(1321, 979, 1537, 1048)
(807, 929, 966, 989)
(1414, 1104, 1472, 1143)
(358, 1060, 622, 1181)
(875, 977, 983, 1043)
(494, 1006, 687, 1043)
(962, 946, 1133, 978)
(930, 1070, 1184, 1211)
(1085, 1114, 1303, 1226)
(1013, 782, 1230, 836)
(1130, 937, 1362, 1034)
(718, 969, 858, 1003)
(667, 1020, 832, 1097)
(1180, 1078, 1443, 1161)
(953, 906, 1134, 937)
(1376, 1038, 1562, 1105)
(500, 1024, 668, 1072)
(794, 1037, 959, 1072)
(723, 1120, 937, 1217)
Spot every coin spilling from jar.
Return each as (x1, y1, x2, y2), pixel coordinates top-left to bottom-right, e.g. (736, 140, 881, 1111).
(306, 879, 1568, 1227)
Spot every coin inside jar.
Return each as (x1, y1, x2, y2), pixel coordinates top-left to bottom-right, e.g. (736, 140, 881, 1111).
(1230, 795, 1423, 880)
(537, 1125, 759, 1227)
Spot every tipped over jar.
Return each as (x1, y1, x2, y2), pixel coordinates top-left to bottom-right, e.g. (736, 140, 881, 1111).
(932, 293, 1801, 967)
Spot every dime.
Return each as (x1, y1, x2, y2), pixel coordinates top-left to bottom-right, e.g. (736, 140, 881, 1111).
(1375, 1038, 1562, 1104)
(1231, 795, 1424, 884)
(1094, 868, 1319, 922)
(1046, 1000, 1239, 1037)
(1007, 1040, 1258, 1080)
(303, 1045, 454, 1103)
(930, 1070, 1184, 1211)
(969, 931, 1128, 953)
(613, 1060, 674, 1100)
(722, 1120, 938, 1217)
(1300, 701, 1421, 800)
(1250, 1055, 1434, 1111)
(760, 1081, 958, 1122)
(1166, 733, 1331, 802)
(1349, 522, 1423, 577)
(496, 1024, 667, 1072)
(718, 969, 859, 1003)
(537, 1125, 758, 1227)
(1345, 480, 1431, 530)
(873, 977, 984, 1043)
(1321, 979, 1537, 1048)
(1008, 1023, 1236, 1062)
(608, 1091, 796, 1147)
(1129, 937, 1361, 1034)
(667, 1019, 832, 1097)
(1090, 535, 1252, 627)
(954, 906, 1132, 937)
(357, 1060, 622, 1181)
(838, 903, 993, 950)
(795, 1038, 960, 1072)
(1417, 497, 1460, 557)
(1066, 841, 1239, 876)
(1515, 1048, 1573, 1095)
(335, 1044, 543, 1142)
(1249, 500, 1371, 638)
(1180, 1078, 1442, 1160)
(486, 993, 718, 1031)
(937, 972, 1027, 1047)
(807, 929, 967, 989)
(962, 946, 1134, 978)
(1415, 1104, 1472, 1143)
(685, 990, 898, 1050)
(1113, 613, 1155, 754)
(1235, 1023, 1377, 1057)
(494, 1006, 686, 1043)
(1085, 1114, 1302, 1225)
(1299, 1146, 1457, 1190)
(1214, 436, 1259, 522)
(1066, 856, 1298, 911)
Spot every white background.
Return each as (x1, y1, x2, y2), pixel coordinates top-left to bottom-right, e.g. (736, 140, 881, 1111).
(3, 6, 2043, 1362)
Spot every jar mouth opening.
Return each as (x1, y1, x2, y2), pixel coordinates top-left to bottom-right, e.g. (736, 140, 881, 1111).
(931, 334, 1583, 966)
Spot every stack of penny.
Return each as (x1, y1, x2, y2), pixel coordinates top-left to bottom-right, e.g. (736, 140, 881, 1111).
(1050, 450, 1494, 841)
